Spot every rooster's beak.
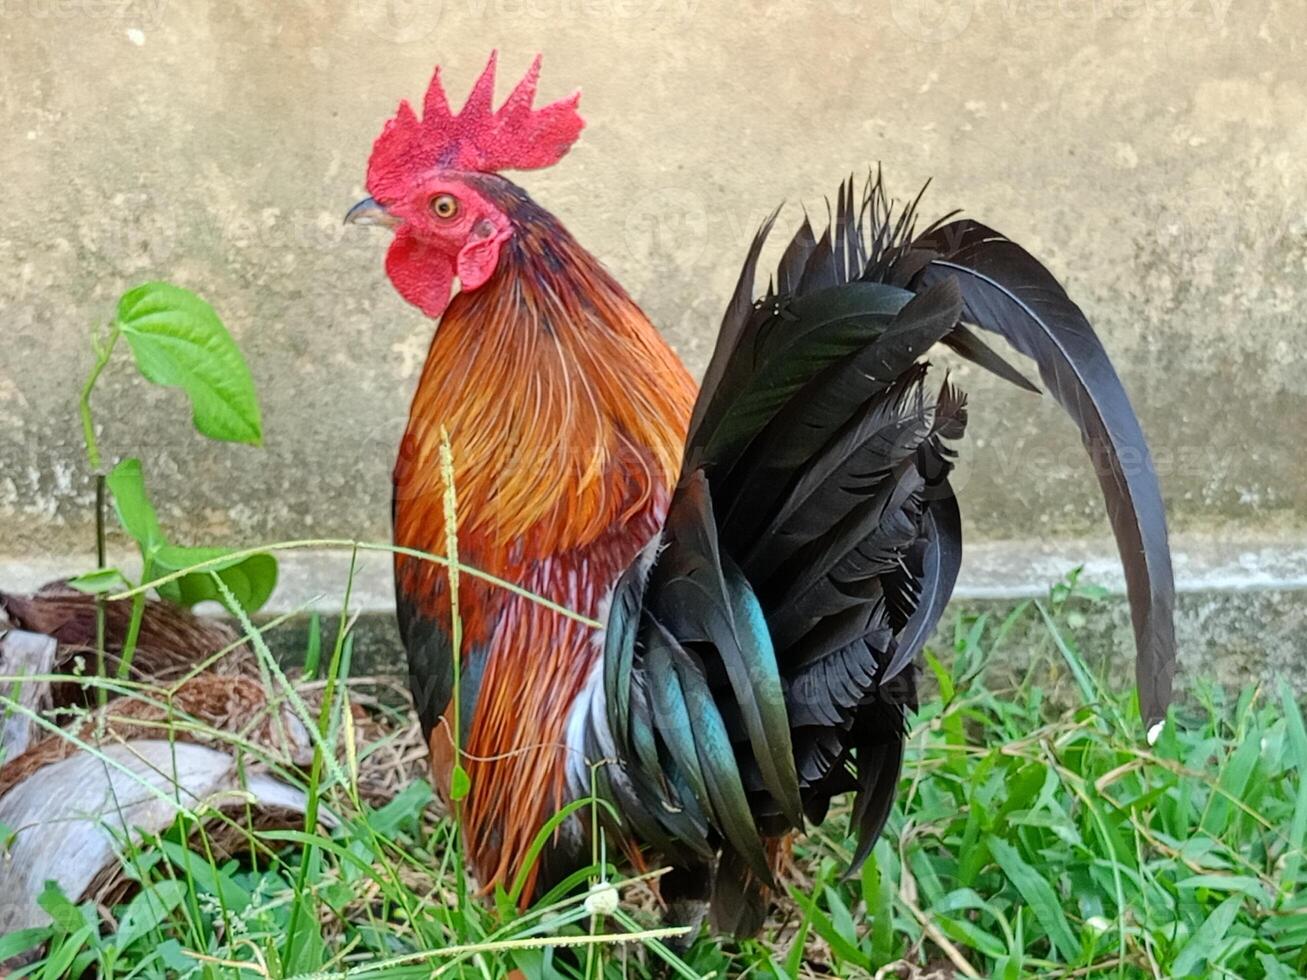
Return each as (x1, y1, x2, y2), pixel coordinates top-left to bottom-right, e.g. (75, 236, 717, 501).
(344, 197, 399, 228)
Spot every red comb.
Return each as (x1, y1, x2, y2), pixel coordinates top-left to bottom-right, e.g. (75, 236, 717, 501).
(367, 52, 584, 202)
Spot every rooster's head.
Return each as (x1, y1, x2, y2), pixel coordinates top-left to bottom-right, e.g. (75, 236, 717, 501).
(346, 52, 584, 318)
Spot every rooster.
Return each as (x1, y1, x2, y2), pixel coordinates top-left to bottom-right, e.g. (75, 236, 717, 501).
(346, 53, 1175, 934)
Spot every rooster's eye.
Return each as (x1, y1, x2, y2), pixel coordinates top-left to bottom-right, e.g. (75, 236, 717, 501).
(430, 194, 459, 219)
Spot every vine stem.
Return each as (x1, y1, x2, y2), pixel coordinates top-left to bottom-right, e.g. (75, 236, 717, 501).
(80, 323, 120, 474)
(94, 474, 108, 705)
(81, 323, 120, 707)
(116, 556, 151, 681)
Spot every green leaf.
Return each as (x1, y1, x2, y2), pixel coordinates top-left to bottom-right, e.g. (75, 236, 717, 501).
(39, 924, 94, 980)
(788, 884, 871, 970)
(258, 830, 394, 886)
(932, 911, 1007, 959)
(822, 885, 861, 957)
(996, 761, 1049, 822)
(505, 794, 621, 907)
(281, 893, 327, 973)
(37, 881, 89, 936)
(106, 458, 277, 613)
(114, 880, 187, 950)
(863, 839, 896, 965)
(154, 546, 278, 614)
(1278, 681, 1307, 900)
(1171, 895, 1243, 976)
(987, 836, 1079, 960)
(116, 282, 262, 445)
(1176, 874, 1270, 904)
(1201, 729, 1261, 837)
(1035, 601, 1102, 711)
(784, 916, 811, 979)
(157, 940, 197, 974)
(155, 839, 251, 912)
(107, 457, 165, 555)
(0, 927, 50, 962)
(367, 779, 433, 837)
(925, 649, 954, 703)
(1258, 951, 1301, 980)
(450, 764, 471, 802)
(66, 566, 132, 594)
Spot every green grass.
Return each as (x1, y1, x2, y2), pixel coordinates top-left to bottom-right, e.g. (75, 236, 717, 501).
(6, 571, 1307, 979)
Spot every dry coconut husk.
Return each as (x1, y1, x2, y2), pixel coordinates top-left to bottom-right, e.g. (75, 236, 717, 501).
(0, 582, 253, 706)
(0, 671, 314, 799)
(0, 625, 57, 758)
(0, 585, 339, 945)
(0, 580, 431, 959)
(0, 739, 324, 935)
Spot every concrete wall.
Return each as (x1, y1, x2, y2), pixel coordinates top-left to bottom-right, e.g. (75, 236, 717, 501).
(1, 0, 1305, 580)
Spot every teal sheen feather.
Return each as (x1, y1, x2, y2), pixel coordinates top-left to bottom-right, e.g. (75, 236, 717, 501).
(669, 643, 773, 883)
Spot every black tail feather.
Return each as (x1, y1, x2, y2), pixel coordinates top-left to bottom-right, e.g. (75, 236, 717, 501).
(910, 220, 1175, 724)
(596, 173, 1175, 936)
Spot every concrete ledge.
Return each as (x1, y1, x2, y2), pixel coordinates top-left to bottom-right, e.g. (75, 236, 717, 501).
(256, 586, 1307, 701)
(3, 535, 1304, 691)
(953, 534, 1307, 599)
(6, 533, 1303, 611)
(236, 531, 1307, 610)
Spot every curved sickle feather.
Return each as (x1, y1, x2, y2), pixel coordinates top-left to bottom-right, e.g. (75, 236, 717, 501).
(910, 220, 1175, 726)
(880, 490, 963, 685)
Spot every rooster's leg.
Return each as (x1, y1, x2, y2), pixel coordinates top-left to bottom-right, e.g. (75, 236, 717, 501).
(660, 862, 712, 956)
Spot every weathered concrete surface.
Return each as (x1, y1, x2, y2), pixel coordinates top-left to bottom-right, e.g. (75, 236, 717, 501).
(1, 0, 1305, 565)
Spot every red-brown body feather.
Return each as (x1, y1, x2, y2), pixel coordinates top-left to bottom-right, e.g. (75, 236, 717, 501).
(393, 181, 696, 896)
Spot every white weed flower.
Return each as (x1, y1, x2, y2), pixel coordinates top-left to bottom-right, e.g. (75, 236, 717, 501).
(584, 881, 620, 916)
(1086, 916, 1112, 934)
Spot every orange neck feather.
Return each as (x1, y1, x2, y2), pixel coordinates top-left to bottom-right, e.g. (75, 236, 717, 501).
(393, 180, 696, 897)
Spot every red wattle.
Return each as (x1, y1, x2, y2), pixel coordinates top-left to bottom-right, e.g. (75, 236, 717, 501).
(386, 228, 455, 319)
